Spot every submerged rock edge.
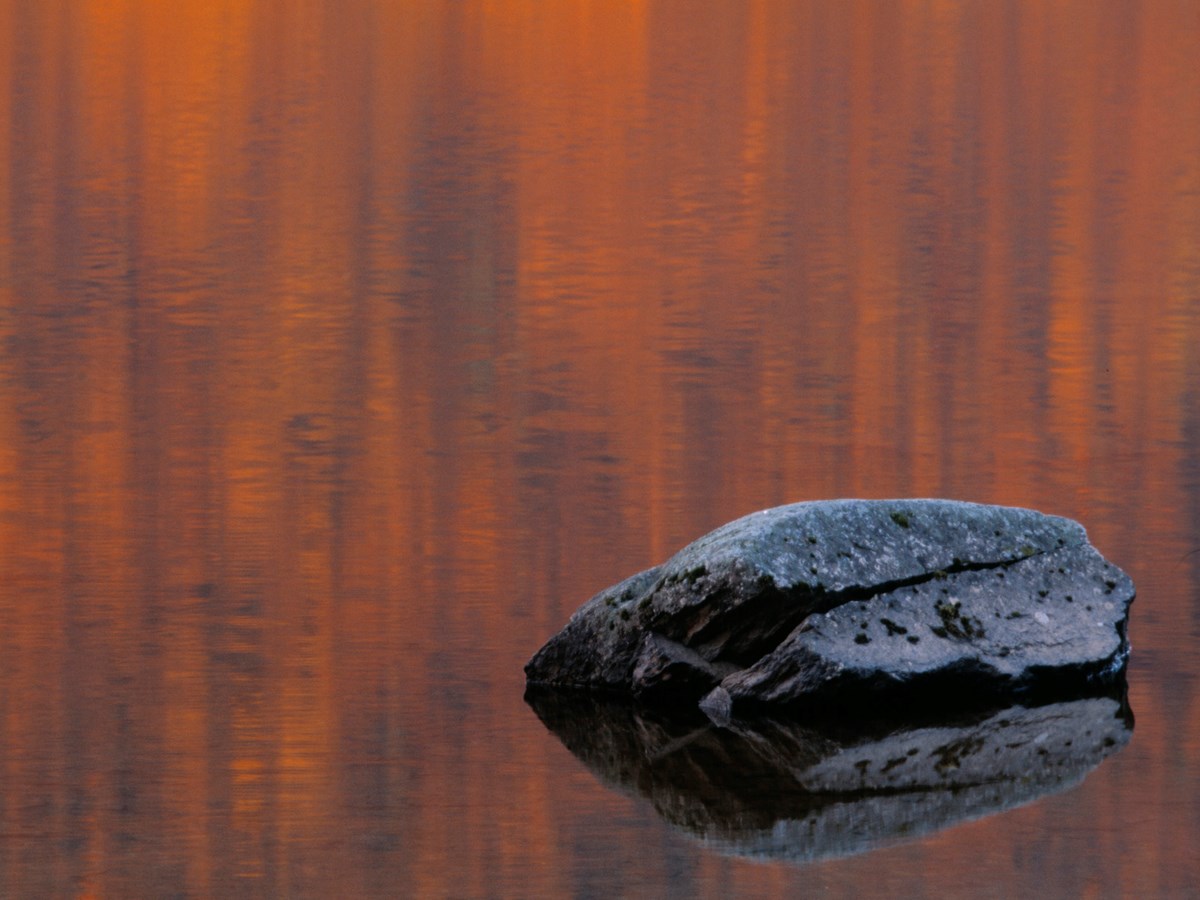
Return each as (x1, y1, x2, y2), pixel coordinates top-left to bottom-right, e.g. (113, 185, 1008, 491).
(525, 499, 1134, 715)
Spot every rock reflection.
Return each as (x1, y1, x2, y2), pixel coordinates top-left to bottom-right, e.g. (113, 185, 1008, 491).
(526, 687, 1132, 864)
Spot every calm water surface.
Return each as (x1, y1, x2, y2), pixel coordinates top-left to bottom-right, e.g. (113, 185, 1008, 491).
(1, 2, 1199, 897)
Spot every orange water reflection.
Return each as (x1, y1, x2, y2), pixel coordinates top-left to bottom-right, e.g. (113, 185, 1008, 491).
(0, 1, 1198, 896)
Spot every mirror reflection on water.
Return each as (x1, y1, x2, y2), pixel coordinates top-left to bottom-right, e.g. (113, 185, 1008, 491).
(1, 1, 1199, 897)
(527, 687, 1133, 866)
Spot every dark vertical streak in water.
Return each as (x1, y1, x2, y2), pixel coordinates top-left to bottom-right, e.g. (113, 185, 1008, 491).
(7, 4, 41, 279)
(1089, 5, 1139, 460)
(996, 3, 1057, 473)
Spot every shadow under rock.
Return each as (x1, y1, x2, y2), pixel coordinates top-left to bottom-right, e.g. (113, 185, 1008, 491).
(525, 684, 1132, 865)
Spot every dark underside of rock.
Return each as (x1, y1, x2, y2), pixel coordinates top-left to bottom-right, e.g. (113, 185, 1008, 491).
(524, 500, 1135, 718)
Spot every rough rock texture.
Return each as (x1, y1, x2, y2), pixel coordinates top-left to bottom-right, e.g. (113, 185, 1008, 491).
(525, 500, 1134, 715)
(526, 687, 1132, 864)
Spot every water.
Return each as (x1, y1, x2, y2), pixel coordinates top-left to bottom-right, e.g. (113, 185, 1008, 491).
(0, 2, 1198, 896)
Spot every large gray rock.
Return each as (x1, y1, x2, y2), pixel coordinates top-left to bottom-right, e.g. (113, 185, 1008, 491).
(525, 500, 1134, 715)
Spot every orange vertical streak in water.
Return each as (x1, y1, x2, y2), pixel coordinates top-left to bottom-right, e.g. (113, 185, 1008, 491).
(1044, 1, 1111, 491)
(0, 0, 13, 496)
(744, 0, 789, 501)
(503, 0, 660, 543)
(846, 1, 910, 495)
(0, 0, 11, 290)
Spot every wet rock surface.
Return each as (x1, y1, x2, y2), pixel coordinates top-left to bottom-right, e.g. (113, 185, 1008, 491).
(525, 686, 1133, 864)
(525, 500, 1134, 714)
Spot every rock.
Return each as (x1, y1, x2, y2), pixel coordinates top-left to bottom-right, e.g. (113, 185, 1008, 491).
(631, 633, 741, 701)
(525, 500, 1134, 716)
(525, 686, 1133, 864)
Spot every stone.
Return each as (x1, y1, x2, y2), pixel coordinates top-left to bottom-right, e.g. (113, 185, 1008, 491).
(525, 686, 1133, 864)
(524, 500, 1134, 716)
